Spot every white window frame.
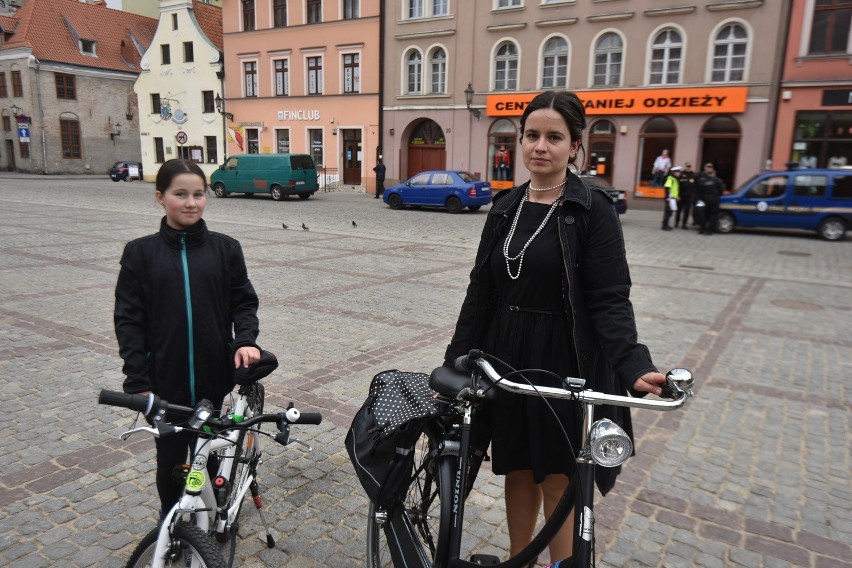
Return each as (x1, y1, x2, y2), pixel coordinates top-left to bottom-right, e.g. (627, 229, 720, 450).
(242, 59, 259, 97)
(403, 48, 423, 94)
(646, 26, 685, 86)
(492, 39, 520, 91)
(590, 29, 624, 88)
(428, 45, 448, 94)
(304, 53, 325, 95)
(707, 19, 751, 83)
(341, 49, 362, 94)
(539, 34, 569, 89)
(495, 0, 522, 9)
(271, 56, 290, 96)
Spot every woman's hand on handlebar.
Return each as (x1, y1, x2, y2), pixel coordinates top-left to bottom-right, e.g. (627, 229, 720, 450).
(632, 371, 667, 397)
(234, 346, 261, 369)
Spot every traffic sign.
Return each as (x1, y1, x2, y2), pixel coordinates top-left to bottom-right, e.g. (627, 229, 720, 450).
(175, 131, 188, 144)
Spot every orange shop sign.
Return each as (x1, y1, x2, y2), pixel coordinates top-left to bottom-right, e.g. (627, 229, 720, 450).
(487, 87, 749, 116)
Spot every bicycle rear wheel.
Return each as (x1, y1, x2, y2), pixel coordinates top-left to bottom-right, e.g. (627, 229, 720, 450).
(366, 421, 453, 567)
(125, 521, 226, 568)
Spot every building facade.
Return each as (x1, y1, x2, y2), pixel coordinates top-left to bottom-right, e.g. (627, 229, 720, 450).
(382, 0, 788, 198)
(0, 0, 156, 174)
(221, 0, 380, 191)
(134, 0, 225, 180)
(771, 0, 852, 171)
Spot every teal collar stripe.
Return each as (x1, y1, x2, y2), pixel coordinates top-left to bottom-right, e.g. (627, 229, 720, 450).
(180, 234, 197, 405)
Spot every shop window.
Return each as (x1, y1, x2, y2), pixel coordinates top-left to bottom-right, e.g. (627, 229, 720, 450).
(488, 118, 517, 189)
(791, 111, 852, 169)
(308, 128, 324, 166)
(245, 128, 259, 154)
(276, 129, 290, 153)
(636, 117, 676, 197)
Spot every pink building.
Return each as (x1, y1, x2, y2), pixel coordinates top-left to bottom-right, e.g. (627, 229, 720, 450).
(771, 0, 852, 170)
(221, 0, 380, 190)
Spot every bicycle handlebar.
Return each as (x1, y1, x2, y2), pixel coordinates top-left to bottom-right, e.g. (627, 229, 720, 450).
(472, 357, 693, 411)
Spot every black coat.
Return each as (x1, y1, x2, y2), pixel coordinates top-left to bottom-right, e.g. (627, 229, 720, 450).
(115, 218, 259, 406)
(444, 172, 657, 493)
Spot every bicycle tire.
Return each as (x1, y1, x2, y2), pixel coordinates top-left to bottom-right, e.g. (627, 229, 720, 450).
(366, 420, 454, 567)
(125, 520, 226, 568)
(217, 382, 265, 542)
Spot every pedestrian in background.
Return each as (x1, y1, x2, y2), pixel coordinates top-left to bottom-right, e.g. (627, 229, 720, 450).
(445, 90, 667, 563)
(697, 163, 724, 235)
(662, 166, 682, 231)
(373, 158, 386, 199)
(495, 145, 512, 181)
(114, 159, 261, 515)
(651, 149, 672, 187)
(677, 162, 698, 229)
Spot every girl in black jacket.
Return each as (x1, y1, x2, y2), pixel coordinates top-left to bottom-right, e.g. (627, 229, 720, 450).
(445, 92, 666, 562)
(114, 159, 260, 514)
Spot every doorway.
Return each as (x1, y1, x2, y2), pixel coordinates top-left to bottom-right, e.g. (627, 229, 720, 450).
(637, 117, 677, 198)
(342, 129, 362, 185)
(587, 120, 617, 184)
(406, 120, 446, 179)
(699, 116, 741, 192)
(5, 140, 15, 171)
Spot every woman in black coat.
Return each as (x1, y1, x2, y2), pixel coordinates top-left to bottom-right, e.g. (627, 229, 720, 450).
(444, 91, 666, 562)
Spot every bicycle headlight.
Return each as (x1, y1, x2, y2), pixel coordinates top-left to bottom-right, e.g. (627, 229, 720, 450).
(589, 419, 632, 467)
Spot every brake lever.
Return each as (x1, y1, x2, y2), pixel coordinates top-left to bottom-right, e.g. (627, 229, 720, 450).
(289, 438, 313, 451)
(119, 423, 184, 440)
(120, 426, 159, 440)
(273, 432, 313, 451)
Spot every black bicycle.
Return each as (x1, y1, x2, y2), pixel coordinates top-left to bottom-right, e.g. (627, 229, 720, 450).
(364, 350, 694, 567)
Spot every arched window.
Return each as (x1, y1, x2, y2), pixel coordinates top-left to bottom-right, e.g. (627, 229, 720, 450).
(406, 50, 422, 94)
(649, 28, 682, 85)
(711, 23, 747, 82)
(541, 37, 568, 89)
(494, 42, 518, 91)
(430, 48, 447, 94)
(593, 33, 623, 87)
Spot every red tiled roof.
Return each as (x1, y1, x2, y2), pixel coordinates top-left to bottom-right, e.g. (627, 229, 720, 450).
(0, 0, 157, 73)
(0, 15, 18, 33)
(191, 1, 223, 52)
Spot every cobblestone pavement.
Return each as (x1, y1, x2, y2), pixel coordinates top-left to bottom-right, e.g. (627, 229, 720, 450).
(0, 174, 849, 568)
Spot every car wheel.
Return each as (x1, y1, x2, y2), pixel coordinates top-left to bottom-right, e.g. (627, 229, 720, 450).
(270, 185, 285, 201)
(817, 217, 846, 241)
(111, 176, 121, 182)
(387, 193, 403, 210)
(445, 196, 463, 214)
(298, 193, 311, 200)
(213, 183, 229, 198)
(716, 212, 735, 234)
(468, 205, 481, 212)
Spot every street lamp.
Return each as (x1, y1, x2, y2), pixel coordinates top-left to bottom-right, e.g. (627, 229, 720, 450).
(464, 83, 481, 120)
(125, 104, 134, 121)
(10, 103, 31, 124)
(110, 122, 123, 140)
(214, 93, 234, 121)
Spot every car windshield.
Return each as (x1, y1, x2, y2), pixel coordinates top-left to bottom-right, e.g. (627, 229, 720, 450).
(457, 172, 479, 182)
(112, 162, 124, 169)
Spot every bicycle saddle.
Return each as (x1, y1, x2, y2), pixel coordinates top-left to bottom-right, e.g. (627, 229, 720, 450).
(234, 349, 278, 385)
(429, 366, 497, 401)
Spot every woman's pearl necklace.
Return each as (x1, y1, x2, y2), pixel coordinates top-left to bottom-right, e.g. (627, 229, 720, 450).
(503, 187, 564, 280)
(528, 177, 567, 192)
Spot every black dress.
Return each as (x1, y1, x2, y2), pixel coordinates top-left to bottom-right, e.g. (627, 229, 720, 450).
(484, 199, 582, 483)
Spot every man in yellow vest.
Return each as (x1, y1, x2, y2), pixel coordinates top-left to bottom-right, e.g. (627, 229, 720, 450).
(662, 166, 682, 231)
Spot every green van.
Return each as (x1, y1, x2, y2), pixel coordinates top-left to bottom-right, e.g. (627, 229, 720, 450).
(210, 154, 319, 200)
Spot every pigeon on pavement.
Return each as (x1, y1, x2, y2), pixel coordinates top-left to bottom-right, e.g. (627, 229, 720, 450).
(281, 223, 288, 229)
(352, 220, 358, 228)
(302, 223, 309, 231)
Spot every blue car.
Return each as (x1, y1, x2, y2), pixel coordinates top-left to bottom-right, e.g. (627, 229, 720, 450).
(383, 170, 492, 213)
(718, 167, 852, 241)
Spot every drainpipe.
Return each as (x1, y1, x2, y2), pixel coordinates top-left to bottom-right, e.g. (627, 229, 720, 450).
(34, 57, 48, 174)
(376, 4, 384, 168)
(217, 62, 227, 161)
(764, 0, 793, 170)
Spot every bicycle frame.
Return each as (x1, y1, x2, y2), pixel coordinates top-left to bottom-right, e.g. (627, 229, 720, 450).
(376, 359, 692, 568)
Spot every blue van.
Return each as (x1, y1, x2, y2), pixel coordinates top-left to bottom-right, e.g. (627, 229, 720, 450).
(210, 154, 319, 200)
(718, 168, 852, 241)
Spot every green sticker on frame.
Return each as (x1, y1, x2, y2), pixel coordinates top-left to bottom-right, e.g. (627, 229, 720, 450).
(186, 471, 206, 491)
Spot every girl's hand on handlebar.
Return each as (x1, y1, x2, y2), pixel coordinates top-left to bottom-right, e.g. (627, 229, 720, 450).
(234, 346, 261, 369)
(632, 371, 667, 397)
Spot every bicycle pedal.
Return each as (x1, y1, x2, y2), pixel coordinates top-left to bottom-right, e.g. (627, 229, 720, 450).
(469, 553, 500, 565)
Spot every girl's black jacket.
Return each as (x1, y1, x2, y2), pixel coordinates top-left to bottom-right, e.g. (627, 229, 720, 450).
(444, 172, 657, 494)
(115, 218, 259, 406)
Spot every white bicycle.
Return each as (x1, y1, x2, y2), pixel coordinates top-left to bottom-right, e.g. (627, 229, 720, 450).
(100, 351, 322, 568)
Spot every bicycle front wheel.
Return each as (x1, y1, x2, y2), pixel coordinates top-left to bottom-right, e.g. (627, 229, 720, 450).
(366, 422, 454, 567)
(125, 521, 226, 568)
